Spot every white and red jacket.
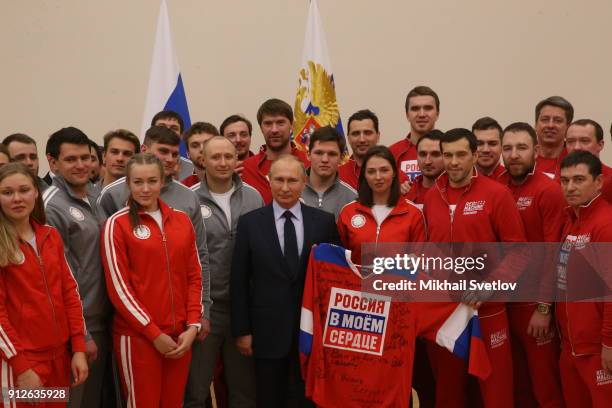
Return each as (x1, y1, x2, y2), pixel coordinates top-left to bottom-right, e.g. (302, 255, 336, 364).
(556, 195, 612, 355)
(0, 220, 86, 375)
(423, 171, 527, 314)
(102, 200, 203, 342)
(337, 198, 426, 265)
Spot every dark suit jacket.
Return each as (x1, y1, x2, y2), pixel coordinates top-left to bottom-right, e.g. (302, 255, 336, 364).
(231, 202, 340, 359)
(42, 172, 53, 186)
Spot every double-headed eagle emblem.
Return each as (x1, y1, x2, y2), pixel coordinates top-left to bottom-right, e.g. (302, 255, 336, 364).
(293, 61, 340, 152)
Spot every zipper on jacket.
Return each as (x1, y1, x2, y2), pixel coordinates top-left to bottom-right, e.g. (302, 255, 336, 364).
(36, 233, 60, 340)
(161, 232, 177, 332)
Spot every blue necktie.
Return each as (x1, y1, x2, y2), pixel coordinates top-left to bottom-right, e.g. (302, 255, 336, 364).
(283, 210, 299, 278)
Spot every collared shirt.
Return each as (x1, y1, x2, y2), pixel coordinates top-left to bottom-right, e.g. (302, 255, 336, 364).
(272, 200, 304, 255)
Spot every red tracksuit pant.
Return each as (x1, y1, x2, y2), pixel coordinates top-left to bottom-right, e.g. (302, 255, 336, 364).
(1, 348, 71, 408)
(507, 303, 564, 408)
(559, 342, 612, 408)
(428, 308, 513, 408)
(114, 334, 192, 408)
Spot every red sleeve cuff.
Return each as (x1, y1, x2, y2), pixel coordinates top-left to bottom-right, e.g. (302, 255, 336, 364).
(9, 354, 33, 376)
(142, 322, 163, 342)
(71, 335, 87, 353)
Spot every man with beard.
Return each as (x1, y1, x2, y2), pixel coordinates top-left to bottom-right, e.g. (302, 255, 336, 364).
(390, 86, 440, 181)
(241, 99, 309, 203)
(406, 129, 445, 209)
(498, 122, 566, 408)
(472, 117, 505, 179)
(220, 114, 254, 175)
(181, 122, 220, 187)
(534, 96, 573, 179)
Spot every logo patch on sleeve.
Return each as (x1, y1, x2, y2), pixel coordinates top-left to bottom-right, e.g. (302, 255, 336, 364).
(322, 287, 391, 355)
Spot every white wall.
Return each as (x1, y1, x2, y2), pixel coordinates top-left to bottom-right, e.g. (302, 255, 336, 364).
(2, 0, 611, 173)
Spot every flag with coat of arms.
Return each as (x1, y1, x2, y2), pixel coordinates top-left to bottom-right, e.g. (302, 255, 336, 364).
(293, 0, 346, 159)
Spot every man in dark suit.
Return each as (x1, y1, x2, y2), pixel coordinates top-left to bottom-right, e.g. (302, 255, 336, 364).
(231, 154, 340, 407)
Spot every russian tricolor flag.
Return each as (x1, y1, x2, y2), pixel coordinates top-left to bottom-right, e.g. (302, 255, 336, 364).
(141, 0, 191, 157)
(434, 303, 492, 379)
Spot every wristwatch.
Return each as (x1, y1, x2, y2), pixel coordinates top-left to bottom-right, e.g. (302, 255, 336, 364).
(537, 303, 551, 315)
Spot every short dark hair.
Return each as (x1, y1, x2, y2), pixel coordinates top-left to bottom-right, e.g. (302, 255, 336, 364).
(472, 117, 503, 140)
(256, 99, 293, 125)
(570, 119, 604, 143)
(441, 128, 478, 153)
(143, 126, 180, 147)
(416, 129, 444, 150)
(503, 122, 538, 146)
(347, 109, 379, 134)
(560, 150, 601, 178)
(3, 133, 37, 147)
(308, 126, 345, 152)
(535, 96, 574, 123)
(183, 122, 219, 143)
(151, 110, 185, 133)
(405, 86, 440, 113)
(0, 143, 9, 158)
(89, 140, 103, 163)
(220, 114, 253, 136)
(47, 127, 90, 159)
(103, 129, 140, 153)
(358, 145, 400, 207)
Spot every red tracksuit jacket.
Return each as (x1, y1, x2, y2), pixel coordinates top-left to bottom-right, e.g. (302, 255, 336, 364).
(556, 195, 612, 355)
(102, 200, 203, 342)
(497, 168, 566, 242)
(405, 175, 431, 208)
(389, 136, 421, 181)
(337, 198, 426, 265)
(240, 144, 310, 204)
(481, 163, 505, 180)
(0, 220, 87, 375)
(423, 171, 527, 313)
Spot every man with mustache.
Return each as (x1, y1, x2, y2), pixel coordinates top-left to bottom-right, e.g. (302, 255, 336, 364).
(473, 117, 505, 179)
(338, 109, 381, 189)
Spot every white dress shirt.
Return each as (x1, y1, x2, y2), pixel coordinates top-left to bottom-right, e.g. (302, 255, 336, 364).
(272, 200, 304, 255)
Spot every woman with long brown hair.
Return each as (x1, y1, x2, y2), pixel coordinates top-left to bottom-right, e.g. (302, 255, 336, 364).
(101, 153, 203, 407)
(0, 162, 88, 405)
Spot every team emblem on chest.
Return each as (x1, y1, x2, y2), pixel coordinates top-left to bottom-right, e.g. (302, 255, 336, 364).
(200, 205, 213, 219)
(68, 206, 85, 221)
(133, 225, 151, 240)
(351, 214, 366, 228)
